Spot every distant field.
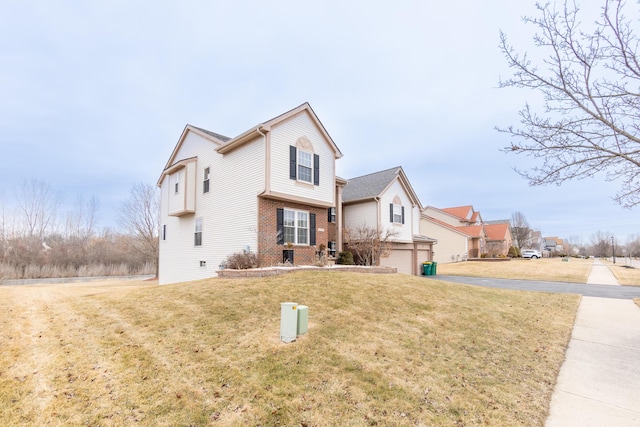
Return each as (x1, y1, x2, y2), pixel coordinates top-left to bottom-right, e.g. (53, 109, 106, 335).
(437, 258, 592, 283)
(0, 272, 579, 426)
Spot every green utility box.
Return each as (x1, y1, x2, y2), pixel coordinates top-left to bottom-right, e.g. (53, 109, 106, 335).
(297, 305, 308, 335)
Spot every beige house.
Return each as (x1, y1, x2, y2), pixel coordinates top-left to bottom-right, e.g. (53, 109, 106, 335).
(421, 205, 489, 262)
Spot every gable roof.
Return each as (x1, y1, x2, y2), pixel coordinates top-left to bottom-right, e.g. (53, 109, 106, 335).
(484, 223, 511, 241)
(216, 102, 343, 158)
(343, 166, 422, 207)
(456, 225, 484, 238)
(422, 215, 477, 238)
(440, 205, 484, 224)
(158, 103, 342, 186)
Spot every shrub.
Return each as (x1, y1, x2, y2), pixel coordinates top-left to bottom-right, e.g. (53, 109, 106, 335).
(224, 251, 259, 269)
(508, 246, 521, 258)
(337, 251, 355, 265)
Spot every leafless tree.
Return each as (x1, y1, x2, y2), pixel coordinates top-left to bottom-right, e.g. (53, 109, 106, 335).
(509, 211, 530, 248)
(589, 230, 613, 256)
(14, 178, 61, 238)
(498, 0, 640, 207)
(344, 224, 398, 266)
(117, 183, 160, 273)
(63, 195, 100, 240)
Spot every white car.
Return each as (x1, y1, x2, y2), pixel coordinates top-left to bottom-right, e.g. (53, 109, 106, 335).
(522, 249, 542, 259)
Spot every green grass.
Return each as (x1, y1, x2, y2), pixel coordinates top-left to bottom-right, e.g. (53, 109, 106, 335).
(0, 272, 580, 426)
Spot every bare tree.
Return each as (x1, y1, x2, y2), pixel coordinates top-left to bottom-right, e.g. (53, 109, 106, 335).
(14, 178, 61, 238)
(117, 183, 160, 273)
(589, 230, 613, 257)
(344, 224, 398, 266)
(509, 211, 530, 248)
(63, 195, 100, 240)
(498, 0, 640, 207)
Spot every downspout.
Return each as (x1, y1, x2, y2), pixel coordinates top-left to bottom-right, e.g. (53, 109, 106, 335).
(256, 125, 268, 194)
(256, 126, 268, 257)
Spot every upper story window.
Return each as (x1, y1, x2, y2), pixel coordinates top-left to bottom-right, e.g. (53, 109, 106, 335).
(328, 207, 336, 223)
(289, 137, 319, 186)
(203, 167, 210, 194)
(174, 172, 180, 194)
(297, 150, 313, 183)
(390, 202, 405, 224)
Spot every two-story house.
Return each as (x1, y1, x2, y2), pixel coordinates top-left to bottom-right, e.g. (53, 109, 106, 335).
(342, 167, 434, 275)
(421, 205, 487, 262)
(157, 103, 343, 285)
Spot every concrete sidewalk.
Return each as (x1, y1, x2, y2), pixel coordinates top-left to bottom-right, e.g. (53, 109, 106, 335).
(546, 261, 640, 426)
(586, 258, 621, 286)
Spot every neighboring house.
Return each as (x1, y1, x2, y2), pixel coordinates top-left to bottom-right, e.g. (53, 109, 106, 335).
(525, 230, 544, 250)
(421, 205, 486, 260)
(157, 103, 343, 285)
(484, 221, 513, 257)
(544, 237, 564, 253)
(440, 205, 483, 226)
(342, 166, 435, 275)
(420, 215, 472, 264)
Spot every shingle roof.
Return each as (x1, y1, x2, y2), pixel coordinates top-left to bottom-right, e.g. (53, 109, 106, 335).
(189, 125, 231, 142)
(456, 225, 484, 238)
(342, 167, 402, 202)
(484, 223, 510, 241)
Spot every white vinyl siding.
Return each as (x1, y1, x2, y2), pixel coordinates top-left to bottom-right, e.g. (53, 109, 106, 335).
(158, 131, 264, 285)
(379, 180, 414, 242)
(343, 201, 377, 230)
(269, 111, 335, 205)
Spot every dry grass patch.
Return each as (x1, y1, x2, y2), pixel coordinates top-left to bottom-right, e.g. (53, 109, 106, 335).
(601, 260, 640, 286)
(437, 258, 592, 283)
(0, 272, 579, 426)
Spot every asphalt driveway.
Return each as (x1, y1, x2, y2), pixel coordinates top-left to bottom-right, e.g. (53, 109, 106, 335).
(433, 275, 640, 299)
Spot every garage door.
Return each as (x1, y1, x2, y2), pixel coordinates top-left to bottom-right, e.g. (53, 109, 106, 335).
(381, 249, 413, 275)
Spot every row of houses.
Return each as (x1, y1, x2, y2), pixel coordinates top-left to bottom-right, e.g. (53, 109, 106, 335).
(157, 103, 515, 285)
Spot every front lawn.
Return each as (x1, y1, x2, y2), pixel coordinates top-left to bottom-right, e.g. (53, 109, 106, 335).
(0, 272, 579, 426)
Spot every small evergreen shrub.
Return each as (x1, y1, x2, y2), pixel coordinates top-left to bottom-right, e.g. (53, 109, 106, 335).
(337, 251, 355, 265)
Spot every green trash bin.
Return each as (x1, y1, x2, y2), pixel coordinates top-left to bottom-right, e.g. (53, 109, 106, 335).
(422, 262, 432, 275)
(432, 261, 437, 275)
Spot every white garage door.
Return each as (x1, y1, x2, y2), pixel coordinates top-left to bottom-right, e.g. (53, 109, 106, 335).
(381, 249, 413, 275)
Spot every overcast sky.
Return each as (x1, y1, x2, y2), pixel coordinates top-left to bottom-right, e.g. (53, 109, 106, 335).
(1, 0, 638, 244)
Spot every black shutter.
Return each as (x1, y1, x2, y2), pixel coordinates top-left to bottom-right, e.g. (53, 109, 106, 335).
(390, 203, 394, 223)
(401, 206, 405, 224)
(289, 146, 297, 180)
(313, 154, 320, 185)
(328, 207, 332, 222)
(310, 213, 316, 246)
(277, 208, 284, 244)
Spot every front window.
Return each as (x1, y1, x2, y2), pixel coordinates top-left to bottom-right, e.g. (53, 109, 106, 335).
(194, 218, 203, 246)
(392, 204, 403, 224)
(329, 207, 336, 223)
(283, 209, 309, 245)
(297, 150, 312, 183)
